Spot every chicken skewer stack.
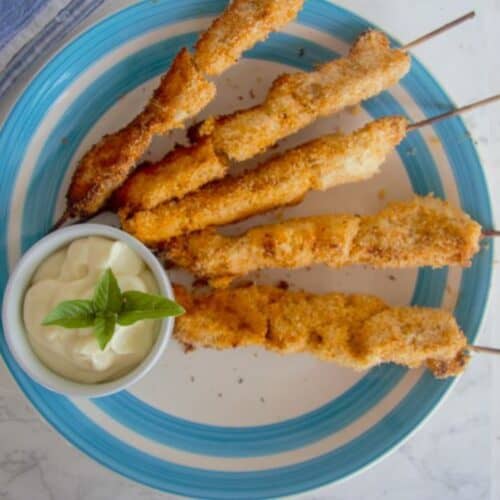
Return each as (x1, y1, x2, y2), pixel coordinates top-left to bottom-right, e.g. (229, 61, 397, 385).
(56, 0, 305, 225)
(113, 30, 410, 216)
(164, 92, 500, 373)
(113, 13, 474, 217)
(55, 6, 500, 377)
(122, 95, 500, 245)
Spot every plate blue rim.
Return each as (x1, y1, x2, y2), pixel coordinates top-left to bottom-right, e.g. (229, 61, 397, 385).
(0, 0, 493, 497)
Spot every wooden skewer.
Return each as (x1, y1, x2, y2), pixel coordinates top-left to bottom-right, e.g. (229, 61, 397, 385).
(482, 229, 500, 238)
(51, 209, 92, 232)
(51, 210, 70, 232)
(407, 99, 500, 238)
(408, 94, 500, 132)
(468, 345, 500, 356)
(402, 11, 475, 50)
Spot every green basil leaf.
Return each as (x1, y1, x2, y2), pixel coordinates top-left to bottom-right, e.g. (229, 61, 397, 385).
(117, 291, 185, 326)
(42, 300, 95, 328)
(93, 314, 116, 350)
(92, 268, 122, 314)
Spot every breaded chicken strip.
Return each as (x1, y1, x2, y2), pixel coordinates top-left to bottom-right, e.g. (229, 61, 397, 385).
(164, 215, 359, 288)
(195, 0, 305, 75)
(66, 50, 215, 219)
(60, 0, 304, 221)
(162, 196, 482, 286)
(122, 117, 408, 244)
(173, 285, 469, 378)
(111, 138, 228, 213)
(192, 31, 411, 161)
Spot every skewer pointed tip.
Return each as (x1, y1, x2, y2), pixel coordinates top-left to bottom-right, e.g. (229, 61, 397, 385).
(402, 11, 476, 50)
(408, 93, 500, 132)
(50, 210, 71, 232)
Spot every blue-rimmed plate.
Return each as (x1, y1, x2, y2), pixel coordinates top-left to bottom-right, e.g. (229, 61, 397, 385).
(0, 1, 493, 498)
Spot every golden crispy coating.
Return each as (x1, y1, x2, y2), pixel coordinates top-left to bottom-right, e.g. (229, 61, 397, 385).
(113, 31, 409, 216)
(162, 196, 482, 286)
(173, 285, 469, 378)
(163, 215, 359, 287)
(66, 50, 215, 218)
(111, 138, 228, 214)
(63, 0, 304, 220)
(142, 50, 217, 134)
(193, 31, 410, 161)
(122, 117, 407, 244)
(350, 195, 482, 267)
(194, 0, 305, 75)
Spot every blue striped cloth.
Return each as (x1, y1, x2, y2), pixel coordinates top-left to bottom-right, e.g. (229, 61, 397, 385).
(0, 0, 106, 99)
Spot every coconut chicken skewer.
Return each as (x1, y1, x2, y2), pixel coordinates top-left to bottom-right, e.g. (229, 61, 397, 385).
(113, 13, 474, 215)
(173, 284, 470, 379)
(55, 0, 305, 225)
(161, 196, 483, 288)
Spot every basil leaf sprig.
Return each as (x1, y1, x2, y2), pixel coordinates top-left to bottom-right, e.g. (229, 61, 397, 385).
(42, 268, 184, 350)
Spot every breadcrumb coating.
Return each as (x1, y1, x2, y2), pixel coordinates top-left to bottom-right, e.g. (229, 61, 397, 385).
(111, 138, 228, 214)
(113, 31, 410, 215)
(66, 50, 215, 218)
(173, 285, 469, 378)
(193, 31, 410, 161)
(122, 117, 408, 244)
(63, 1, 303, 219)
(194, 0, 305, 75)
(350, 195, 482, 267)
(162, 196, 482, 286)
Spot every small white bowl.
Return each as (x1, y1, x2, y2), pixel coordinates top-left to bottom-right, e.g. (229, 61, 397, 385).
(2, 224, 174, 398)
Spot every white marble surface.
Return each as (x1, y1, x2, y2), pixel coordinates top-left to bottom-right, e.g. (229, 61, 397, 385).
(0, 0, 499, 499)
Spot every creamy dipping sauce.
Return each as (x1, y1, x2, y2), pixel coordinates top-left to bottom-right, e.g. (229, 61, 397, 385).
(23, 236, 159, 383)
